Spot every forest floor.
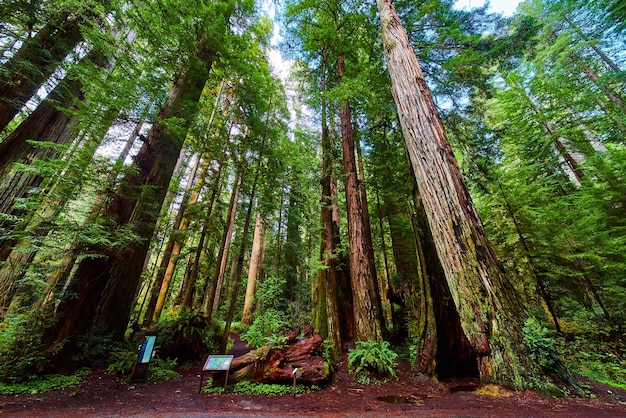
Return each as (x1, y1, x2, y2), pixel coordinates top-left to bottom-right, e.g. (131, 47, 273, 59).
(1, 356, 625, 417)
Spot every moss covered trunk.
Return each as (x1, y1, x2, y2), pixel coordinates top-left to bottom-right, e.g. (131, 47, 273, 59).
(376, 0, 541, 388)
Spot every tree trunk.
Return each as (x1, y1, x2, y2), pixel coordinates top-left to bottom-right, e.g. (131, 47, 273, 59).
(0, 80, 81, 253)
(221, 163, 260, 351)
(241, 210, 264, 325)
(284, 185, 303, 302)
(41, 28, 224, 356)
(226, 333, 329, 385)
(376, 0, 543, 388)
(337, 55, 384, 342)
(0, 12, 86, 132)
(203, 162, 241, 321)
(146, 154, 203, 324)
(0, 72, 82, 181)
(40, 109, 148, 309)
(413, 189, 471, 378)
(181, 146, 228, 310)
(316, 68, 343, 356)
(272, 175, 286, 276)
(146, 80, 230, 324)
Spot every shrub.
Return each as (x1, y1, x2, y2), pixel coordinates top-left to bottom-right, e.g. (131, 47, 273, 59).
(559, 331, 626, 390)
(201, 379, 320, 395)
(106, 341, 179, 383)
(241, 277, 289, 349)
(0, 368, 91, 395)
(348, 340, 398, 384)
(0, 312, 51, 383)
(522, 317, 557, 369)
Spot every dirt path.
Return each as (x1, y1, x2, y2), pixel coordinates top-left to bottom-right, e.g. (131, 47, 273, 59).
(229, 333, 252, 358)
(0, 358, 624, 417)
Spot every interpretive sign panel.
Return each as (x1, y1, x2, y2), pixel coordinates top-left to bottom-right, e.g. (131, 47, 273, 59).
(203, 354, 234, 371)
(131, 334, 158, 383)
(138, 335, 157, 364)
(199, 354, 234, 392)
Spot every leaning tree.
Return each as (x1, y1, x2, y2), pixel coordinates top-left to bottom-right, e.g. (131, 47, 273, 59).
(375, 0, 546, 389)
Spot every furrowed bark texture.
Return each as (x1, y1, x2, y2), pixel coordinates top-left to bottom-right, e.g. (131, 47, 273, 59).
(337, 55, 384, 342)
(376, 0, 539, 388)
(318, 113, 343, 356)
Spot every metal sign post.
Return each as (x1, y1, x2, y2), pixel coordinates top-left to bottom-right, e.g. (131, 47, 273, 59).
(292, 366, 303, 398)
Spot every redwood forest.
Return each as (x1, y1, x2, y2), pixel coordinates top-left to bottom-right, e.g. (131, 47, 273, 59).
(0, 0, 625, 406)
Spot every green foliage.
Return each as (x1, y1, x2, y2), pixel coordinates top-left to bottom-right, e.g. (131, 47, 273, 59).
(522, 317, 558, 369)
(147, 357, 179, 382)
(0, 368, 91, 395)
(347, 341, 398, 383)
(0, 313, 51, 383)
(155, 308, 218, 354)
(263, 334, 288, 350)
(241, 277, 289, 349)
(522, 318, 584, 394)
(558, 331, 626, 390)
(106, 344, 138, 379)
(106, 342, 179, 383)
(201, 379, 320, 395)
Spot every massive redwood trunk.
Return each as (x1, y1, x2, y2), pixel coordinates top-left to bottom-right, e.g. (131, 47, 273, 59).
(315, 67, 344, 356)
(42, 32, 223, 357)
(337, 55, 384, 342)
(376, 0, 542, 388)
(0, 76, 82, 260)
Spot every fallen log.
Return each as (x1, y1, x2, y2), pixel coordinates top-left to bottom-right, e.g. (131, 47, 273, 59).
(220, 332, 330, 385)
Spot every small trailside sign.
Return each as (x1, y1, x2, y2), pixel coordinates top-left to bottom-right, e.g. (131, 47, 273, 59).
(199, 354, 234, 392)
(203, 354, 234, 371)
(130, 334, 158, 383)
(138, 335, 157, 364)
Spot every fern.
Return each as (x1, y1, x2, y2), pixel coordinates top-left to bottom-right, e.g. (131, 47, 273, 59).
(348, 340, 398, 382)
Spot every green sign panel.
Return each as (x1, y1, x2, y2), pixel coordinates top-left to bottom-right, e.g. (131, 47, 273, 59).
(203, 354, 234, 371)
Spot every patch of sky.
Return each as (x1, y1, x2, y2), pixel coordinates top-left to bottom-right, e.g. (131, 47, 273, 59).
(454, 0, 522, 17)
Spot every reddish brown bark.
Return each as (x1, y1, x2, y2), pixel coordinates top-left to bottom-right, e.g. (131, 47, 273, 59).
(221, 161, 261, 351)
(316, 66, 344, 355)
(227, 333, 329, 385)
(203, 161, 241, 321)
(181, 148, 228, 310)
(337, 54, 384, 342)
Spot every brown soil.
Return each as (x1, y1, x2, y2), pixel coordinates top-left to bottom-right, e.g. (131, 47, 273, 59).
(1, 359, 625, 417)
